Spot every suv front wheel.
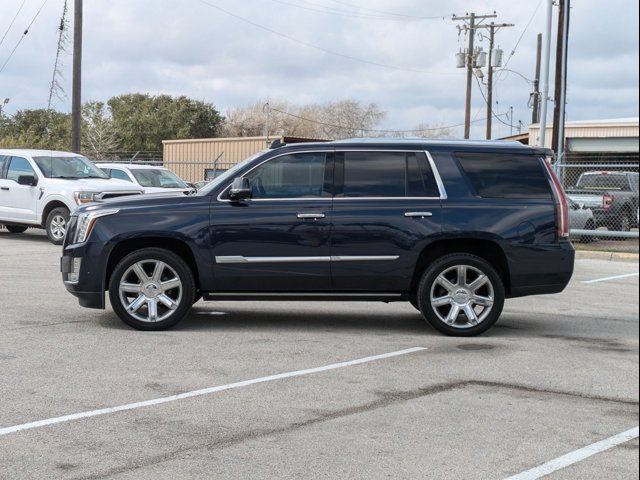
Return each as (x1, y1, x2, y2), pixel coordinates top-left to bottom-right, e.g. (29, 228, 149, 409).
(417, 254, 505, 336)
(108, 248, 195, 330)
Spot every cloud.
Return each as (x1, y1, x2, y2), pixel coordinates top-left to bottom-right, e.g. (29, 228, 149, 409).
(0, 0, 637, 140)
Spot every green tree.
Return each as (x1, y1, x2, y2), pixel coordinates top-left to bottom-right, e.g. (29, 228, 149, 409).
(0, 109, 72, 150)
(107, 93, 223, 151)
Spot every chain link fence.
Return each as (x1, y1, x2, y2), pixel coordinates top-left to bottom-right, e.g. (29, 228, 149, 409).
(555, 152, 638, 246)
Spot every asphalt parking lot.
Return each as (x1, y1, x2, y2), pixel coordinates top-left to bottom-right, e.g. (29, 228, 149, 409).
(1, 229, 638, 480)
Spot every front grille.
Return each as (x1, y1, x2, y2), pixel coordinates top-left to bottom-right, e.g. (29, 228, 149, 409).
(96, 191, 141, 201)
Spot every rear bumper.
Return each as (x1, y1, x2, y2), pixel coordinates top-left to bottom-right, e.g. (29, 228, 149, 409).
(507, 242, 575, 298)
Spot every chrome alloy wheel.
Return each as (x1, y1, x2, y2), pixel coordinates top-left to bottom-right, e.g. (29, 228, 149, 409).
(429, 264, 495, 329)
(118, 260, 183, 323)
(50, 215, 67, 241)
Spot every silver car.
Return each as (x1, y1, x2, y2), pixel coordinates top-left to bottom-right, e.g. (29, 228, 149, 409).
(569, 198, 596, 242)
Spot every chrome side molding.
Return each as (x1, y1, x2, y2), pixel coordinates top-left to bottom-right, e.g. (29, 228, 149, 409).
(215, 255, 399, 264)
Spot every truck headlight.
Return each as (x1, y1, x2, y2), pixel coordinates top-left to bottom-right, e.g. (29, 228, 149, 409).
(74, 191, 99, 205)
(73, 208, 119, 244)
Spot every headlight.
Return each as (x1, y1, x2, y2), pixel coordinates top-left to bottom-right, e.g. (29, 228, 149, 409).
(74, 191, 99, 205)
(73, 208, 119, 244)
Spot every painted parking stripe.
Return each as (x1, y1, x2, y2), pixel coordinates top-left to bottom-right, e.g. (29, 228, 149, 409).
(0, 346, 426, 437)
(581, 272, 639, 284)
(505, 426, 639, 480)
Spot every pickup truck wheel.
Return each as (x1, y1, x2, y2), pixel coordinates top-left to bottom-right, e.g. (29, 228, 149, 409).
(615, 212, 631, 232)
(109, 248, 195, 331)
(45, 207, 70, 245)
(417, 254, 505, 337)
(4, 225, 29, 234)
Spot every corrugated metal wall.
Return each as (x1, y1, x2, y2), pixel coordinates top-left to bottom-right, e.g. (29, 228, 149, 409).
(528, 121, 639, 149)
(162, 136, 270, 182)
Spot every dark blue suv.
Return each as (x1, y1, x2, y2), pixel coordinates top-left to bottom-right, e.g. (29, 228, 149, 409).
(61, 139, 574, 336)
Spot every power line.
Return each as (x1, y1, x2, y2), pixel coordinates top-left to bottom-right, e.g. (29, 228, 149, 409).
(501, 0, 543, 72)
(0, 0, 50, 75)
(269, 105, 500, 135)
(195, 0, 458, 75)
(269, 0, 445, 21)
(0, 0, 28, 50)
(473, 73, 513, 129)
(324, 0, 448, 20)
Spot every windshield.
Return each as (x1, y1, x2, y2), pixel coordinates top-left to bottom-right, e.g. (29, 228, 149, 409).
(33, 156, 109, 179)
(577, 174, 629, 191)
(197, 150, 269, 196)
(130, 169, 187, 189)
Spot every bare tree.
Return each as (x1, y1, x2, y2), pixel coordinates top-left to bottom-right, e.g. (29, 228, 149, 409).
(82, 101, 119, 159)
(222, 99, 386, 140)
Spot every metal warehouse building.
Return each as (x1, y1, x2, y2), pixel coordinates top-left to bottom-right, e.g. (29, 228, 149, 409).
(162, 135, 327, 183)
(522, 117, 639, 187)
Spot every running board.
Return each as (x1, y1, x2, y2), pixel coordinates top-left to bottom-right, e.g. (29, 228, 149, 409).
(203, 292, 407, 302)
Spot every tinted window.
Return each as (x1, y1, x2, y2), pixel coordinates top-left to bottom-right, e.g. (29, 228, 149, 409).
(456, 153, 552, 199)
(109, 169, 133, 182)
(407, 152, 440, 197)
(247, 152, 327, 199)
(342, 152, 406, 197)
(340, 151, 440, 198)
(7, 157, 36, 183)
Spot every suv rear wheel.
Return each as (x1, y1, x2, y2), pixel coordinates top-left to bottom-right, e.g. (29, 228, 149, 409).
(417, 253, 505, 336)
(108, 248, 195, 330)
(45, 207, 70, 245)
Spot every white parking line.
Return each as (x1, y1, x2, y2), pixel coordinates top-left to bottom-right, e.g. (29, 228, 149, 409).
(505, 426, 639, 480)
(0, 346, 426, 437)
(582, 272, 639, 284)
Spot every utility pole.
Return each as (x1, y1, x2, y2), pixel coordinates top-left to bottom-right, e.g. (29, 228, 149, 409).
(551, 0, 566, 154)
(556, 0, 570, 168)
(453, 12, 497, 139)
(484, 21, 513, 139)
(532, 33, 542, 124)
(463, 12, 475, 140)
(71, 0, 83, 153)
(538, 0, 553, 147)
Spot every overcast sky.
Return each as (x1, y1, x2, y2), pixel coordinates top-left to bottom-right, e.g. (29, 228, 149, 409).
(0, 0, 638, 139)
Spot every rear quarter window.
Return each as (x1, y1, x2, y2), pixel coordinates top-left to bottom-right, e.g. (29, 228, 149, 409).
(455, 152, 552, 199)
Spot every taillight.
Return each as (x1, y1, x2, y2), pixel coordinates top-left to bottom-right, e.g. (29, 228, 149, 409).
(542, 160, 570, 239)
(603, 194, 614, 210)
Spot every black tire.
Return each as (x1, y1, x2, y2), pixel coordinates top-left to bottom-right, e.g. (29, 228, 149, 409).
(4, 224, 29, 234)
(416, 253, 505, 337)
(108, 247, 195, 331)
(614, 210, 631, 232)
(45, 207, 70, 245)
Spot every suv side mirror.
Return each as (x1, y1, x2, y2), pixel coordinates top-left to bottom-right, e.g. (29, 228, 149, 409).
(228, 177, 251, 201)
(17, 175, 37, 187)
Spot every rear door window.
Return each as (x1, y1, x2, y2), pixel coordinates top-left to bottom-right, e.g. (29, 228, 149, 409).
(339, 151, 440, 198)
(455, 152, 552, 199)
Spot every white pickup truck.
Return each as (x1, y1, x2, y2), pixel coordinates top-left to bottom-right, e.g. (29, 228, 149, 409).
(0, 149, 143, 244)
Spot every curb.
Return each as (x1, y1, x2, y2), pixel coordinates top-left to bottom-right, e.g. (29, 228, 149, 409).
(575, 250, 639, 262)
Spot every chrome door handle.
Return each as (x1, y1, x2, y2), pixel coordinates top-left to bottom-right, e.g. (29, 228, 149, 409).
(404, 212, 433, 218)
(297, 213, 325, 220)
